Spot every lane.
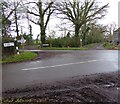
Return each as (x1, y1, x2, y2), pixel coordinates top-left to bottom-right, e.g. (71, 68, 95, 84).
(2, 50, 118, 91)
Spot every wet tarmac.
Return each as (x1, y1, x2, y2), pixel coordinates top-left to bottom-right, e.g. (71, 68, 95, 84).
(2, 50, 118, 92)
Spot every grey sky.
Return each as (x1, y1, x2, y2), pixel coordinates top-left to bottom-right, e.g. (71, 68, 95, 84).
(35, 0, 119, 38)
(98, 0, 119, 26)
(118, 1, 120, 27)
(10, 0, 119, 39)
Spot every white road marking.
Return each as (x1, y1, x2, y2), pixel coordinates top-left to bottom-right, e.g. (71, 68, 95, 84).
(22, 59, 104, 71)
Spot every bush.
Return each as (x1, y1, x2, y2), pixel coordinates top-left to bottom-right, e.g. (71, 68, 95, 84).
(46, 37, 76, 47)
(103, 42, 113, 49)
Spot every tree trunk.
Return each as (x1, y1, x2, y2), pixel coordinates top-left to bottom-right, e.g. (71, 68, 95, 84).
(40, 27, 46, 44)
(29, 25, 32, 35)
(38, 0, 46, 44)
(40, 16, 46, 44)
(83, 34, 86, 45)
(14, 2, 19, 37)
(74, 26, 80, 47)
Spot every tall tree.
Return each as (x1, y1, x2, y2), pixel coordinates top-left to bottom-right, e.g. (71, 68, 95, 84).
(90, 24, 105, 43)
(106, 23, 117, 42)
(1, 0, 23, 37)
(14, 1, 21, 37)
(55, 0, 108, 47)
(80, 23, 90, 45)
(25, 0, 55, 44)
(1, 1, 12, 37)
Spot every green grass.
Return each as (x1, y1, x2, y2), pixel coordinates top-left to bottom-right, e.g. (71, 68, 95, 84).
(40, 43, 99, 50)
(2, 52, 37, 64)
(103, 42, 113, 49)
(1, 98, 45, 103)
(83, 43, 98, 49)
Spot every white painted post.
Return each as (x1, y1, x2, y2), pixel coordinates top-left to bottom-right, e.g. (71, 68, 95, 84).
(14, 37, 19, 54)
(80, 39, 82, 47)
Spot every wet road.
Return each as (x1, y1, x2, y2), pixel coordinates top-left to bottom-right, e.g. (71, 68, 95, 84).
(2, 50, 118, 91)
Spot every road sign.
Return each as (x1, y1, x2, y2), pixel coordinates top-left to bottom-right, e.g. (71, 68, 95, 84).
(17, 37, 26, 43)
(3, 42, 14, 47)
(21, 36, 26, 43)
(42, 44, 49, 47)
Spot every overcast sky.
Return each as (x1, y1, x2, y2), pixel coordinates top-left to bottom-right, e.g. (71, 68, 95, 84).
(11, 0, 119, 39)
(98, 0, 119, 26)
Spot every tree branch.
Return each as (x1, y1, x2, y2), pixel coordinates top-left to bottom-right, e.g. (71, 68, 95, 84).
(43, 2, 54, 15)
(45, 9, 55, 29)
(27, 10, 40, 17)
(27, 17, 39, 25)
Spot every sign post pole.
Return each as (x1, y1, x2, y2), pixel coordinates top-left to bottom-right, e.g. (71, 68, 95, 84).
(80, 39, 82, 47)
(20, 36, 26, 51)
(14, 37, 19, 54)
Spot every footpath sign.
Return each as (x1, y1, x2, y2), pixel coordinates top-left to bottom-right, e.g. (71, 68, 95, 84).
(18, 37, 26, 44)
(3, 42, 14, 47)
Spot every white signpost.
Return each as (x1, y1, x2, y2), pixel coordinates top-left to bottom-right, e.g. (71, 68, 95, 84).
(19, 36, 26, 51)
(18, 36, 26, 44)
(3, 42, 14, 47)
(80, 39, 82, 47)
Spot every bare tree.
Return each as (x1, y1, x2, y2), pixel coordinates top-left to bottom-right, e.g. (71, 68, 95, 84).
(106, 23, 117, 41)
(24, 0, 55, 44)
(1, 0, 24, 37)
(14, 1, 21, 37)
(1, 1, 14, 37)
(55, 0, 108, 47)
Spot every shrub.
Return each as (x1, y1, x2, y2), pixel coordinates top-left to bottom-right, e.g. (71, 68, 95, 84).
(103, 42, 113, 49)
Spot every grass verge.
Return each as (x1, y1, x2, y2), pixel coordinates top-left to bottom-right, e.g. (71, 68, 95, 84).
(2, 52, 37, 64)
(1, 98, 47, 103)
(40, 43, 99, 50)
(83, 43, 99, 49)
(40, 47, 87, 50)
(103, 42, 113, 49)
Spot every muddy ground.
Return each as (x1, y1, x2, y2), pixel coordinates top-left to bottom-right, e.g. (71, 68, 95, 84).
(2, 71, 119, 104)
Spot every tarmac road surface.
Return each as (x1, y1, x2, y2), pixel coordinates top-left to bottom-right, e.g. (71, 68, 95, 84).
(2, 50, 118, 92)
